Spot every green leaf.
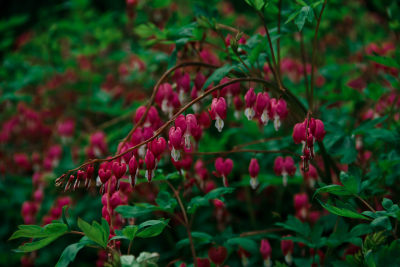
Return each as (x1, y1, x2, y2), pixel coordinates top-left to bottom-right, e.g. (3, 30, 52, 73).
(371, 216, 392, 231)
(295, 6, 313, 31)
(276, 215, 311, 237)
(17, 234, 64, 252)
(176, 232, 213, 249)
(367, 55, 400, 68)
(155, 191, 177, 213)
(382, 198, 394, 210)
(314, 184, 353, 197)
(10, 223, 68, 240)
(122, 225, 139, 241)
(115, 204, 163, 218)
(62, 206, 70, 230)
(187, 187, 235, 214)
(340, 171, 361, 194)
(244, 0, 266, 11)
(77, 218, 107, 248)
(225, 237, 258, 253)
(136, 219, 169, 238)
(318, 200, 369, 220)
(353, 116, 387, 134)
(55, 237, 94, 267)
(202, 65, 234, 90)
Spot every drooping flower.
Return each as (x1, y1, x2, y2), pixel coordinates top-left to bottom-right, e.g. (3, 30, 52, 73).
(268, 98, 288, 131)
(281, 237, 294, 265)
(128, 155, 138, 187)
(249, 158, 260, 189)
(244, 87, 257, 120)
(208, 246, 227, 265)
(210, 97, 227, 132)
(145, 149, 156, 182)
(260, 239, 272, 267)
(255, 92, 270, 125)
(215, 157, 233, 187)
(168, 126, 183, 161)
(274, 156, 296, 186)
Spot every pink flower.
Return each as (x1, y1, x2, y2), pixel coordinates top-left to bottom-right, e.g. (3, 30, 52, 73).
(255, 92, 270, 125)
(215, 157, 233, 187)
(145, 149, 155, 182)
(128, 155, 138, 187)
(249, 158, 260, 189)
(112, 161, 127, 180)
(210, 97, 227, 132)
(196, 258, 210, 267)
(149, 137, 166, 159)
(244, 87, 257, 120)
(260, 239, 272, 266)
(281, 237, 294, 265)
(208, 246, 228, 265)
(168, 126, 183, 161)
(194, 72, 206, 90)
(274, 156, 296, 186)
(268, 98, 288, 131)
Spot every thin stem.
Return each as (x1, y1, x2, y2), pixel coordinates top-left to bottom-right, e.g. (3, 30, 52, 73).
(186, 149, 300, 157)
(355, 195, 376, 212)
(300, 32, 310, 104)
(277, 0, 282, 77)
(239, 228, 284, 237)
(166, 181, 198, 267)
(70, 230, 85, 236)
(258, 11, 283, 90)
(310, 0, 327, 111)
(127, 240, 133, 255)
(233, 137, 283, 150)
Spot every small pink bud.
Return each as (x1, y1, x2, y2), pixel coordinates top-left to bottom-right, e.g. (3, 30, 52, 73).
(145, 149, 155, 182)
(260, 239, 272, 260)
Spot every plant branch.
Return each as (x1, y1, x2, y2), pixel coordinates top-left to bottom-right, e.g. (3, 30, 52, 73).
(186, 149, 300, 157)
(166, 181, 198, 267)
(310, 0, 327, 111)
(239, 228, 284, 237)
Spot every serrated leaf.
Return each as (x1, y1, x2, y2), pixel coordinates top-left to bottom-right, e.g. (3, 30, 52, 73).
(77, 218, 107, 248)
(295, 6, 313, 31)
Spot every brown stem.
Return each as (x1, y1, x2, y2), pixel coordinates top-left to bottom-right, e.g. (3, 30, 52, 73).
(233, 137, 283, 150)
(127, 239, 133, 255)
(239, 228, 284, 237)
(166, 181, 198, 266)
(277, 0, 282, 77)
(355, 195, 376, 212)
(310, 0, 327, 111)
(300, 32, 310, 104)
(258, 11, 283, 90)
(186, 149, 300, 157)
(70, 230, 85, 236)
